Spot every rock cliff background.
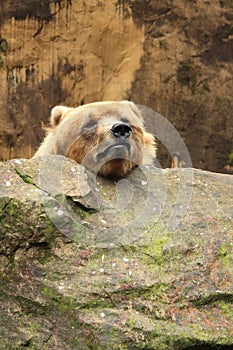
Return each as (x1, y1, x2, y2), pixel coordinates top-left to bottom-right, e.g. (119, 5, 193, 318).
(0, 0, 233, 172)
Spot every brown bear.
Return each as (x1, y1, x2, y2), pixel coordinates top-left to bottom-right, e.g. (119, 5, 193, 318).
(33, 101, 156, 178)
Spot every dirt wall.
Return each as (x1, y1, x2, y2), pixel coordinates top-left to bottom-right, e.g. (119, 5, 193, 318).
(0, 0, 232, 173)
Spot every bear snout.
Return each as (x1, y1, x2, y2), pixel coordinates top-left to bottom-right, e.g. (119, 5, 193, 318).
(110, 123, 132, 139)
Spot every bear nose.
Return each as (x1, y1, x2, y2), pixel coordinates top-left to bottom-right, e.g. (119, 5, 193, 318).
(110, 123, 132, 139)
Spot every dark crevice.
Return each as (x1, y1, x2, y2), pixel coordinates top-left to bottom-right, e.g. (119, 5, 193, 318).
(13, 167, 39, 188)
(192, 292, 233, 307)
(21, 338, 33, 347)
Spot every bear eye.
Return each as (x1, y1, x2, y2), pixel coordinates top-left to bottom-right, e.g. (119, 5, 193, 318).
(84, 119, 97, 130)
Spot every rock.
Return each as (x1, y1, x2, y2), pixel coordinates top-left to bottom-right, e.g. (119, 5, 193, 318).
(0, 156, 232, 349)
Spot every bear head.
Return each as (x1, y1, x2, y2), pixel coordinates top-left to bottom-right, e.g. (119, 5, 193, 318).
(34, 101, 156, 178)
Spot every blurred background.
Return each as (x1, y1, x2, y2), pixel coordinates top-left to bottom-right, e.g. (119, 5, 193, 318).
(0, 0, 232, 173)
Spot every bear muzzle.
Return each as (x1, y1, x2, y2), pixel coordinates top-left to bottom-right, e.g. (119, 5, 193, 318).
(95, 122, 132, 161)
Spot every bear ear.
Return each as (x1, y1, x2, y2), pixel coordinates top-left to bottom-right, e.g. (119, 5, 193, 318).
(50, 106, 73, 128)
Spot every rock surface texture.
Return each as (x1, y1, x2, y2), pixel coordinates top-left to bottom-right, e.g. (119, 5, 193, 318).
(0, 0, 233, 173)
(0, 156, 232, 349)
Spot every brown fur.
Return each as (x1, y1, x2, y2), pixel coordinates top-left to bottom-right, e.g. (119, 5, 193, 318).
(33, 101, 156, 178)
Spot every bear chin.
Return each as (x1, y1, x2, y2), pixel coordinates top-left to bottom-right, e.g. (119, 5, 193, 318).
(81, 140, 143, 178)
(98, 159, 136, 178)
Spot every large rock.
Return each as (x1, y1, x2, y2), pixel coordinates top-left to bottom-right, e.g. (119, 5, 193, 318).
(0, 156, 232, 349)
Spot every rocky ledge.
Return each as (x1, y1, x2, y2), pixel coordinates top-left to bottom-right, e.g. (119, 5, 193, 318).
(0, 156, 232, 349)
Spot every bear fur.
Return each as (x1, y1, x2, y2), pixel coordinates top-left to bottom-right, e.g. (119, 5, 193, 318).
(33, 101, 156, 178)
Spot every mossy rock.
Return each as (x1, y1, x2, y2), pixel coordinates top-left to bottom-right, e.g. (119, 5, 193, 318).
(0, 156, 232, 349)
